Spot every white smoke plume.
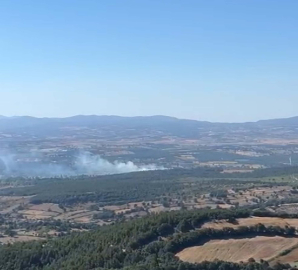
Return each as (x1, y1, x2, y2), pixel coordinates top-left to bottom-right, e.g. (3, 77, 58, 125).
(75, 152, 162, 175)
(0, 151, 164, 178)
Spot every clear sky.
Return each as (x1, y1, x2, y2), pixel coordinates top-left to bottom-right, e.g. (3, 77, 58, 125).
(0, 0, 297, 122)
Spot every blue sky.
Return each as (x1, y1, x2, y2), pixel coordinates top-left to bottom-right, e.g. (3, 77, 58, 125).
(0, 0, 297, 122)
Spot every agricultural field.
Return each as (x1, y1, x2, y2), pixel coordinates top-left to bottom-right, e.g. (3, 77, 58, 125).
(202, 217, 298, 230)
(272, 247, 298, 266)
(176, 236, 298, 263)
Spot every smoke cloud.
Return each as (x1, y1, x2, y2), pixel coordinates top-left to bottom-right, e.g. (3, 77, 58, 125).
(0, 151, 164, 178)
(75, 152, 162, 175)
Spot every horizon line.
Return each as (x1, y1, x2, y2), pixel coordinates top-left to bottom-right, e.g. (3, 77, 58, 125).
(0, 114, 297, 125)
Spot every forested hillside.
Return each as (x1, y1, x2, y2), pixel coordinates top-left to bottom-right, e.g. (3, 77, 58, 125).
(1, 166, 297, 206)
(0, 207, 296, 270)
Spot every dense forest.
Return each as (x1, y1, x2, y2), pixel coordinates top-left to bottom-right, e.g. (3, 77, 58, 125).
(0, 207, 296, 270)
(0, 166, 294, 206)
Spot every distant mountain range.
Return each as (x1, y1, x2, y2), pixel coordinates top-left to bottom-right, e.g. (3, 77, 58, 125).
(0, 114, 298, 126)
(0, 115, 298, 139)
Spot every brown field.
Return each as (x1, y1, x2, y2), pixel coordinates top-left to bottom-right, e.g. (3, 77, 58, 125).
(0, 196, 32, 213)
(20, 210, 57, 216)
(19, 205, 96, 223)
(104, 201, 149, 212)
(176, 236, 298, 263)
(149, 206, 167, 213)
(193, 204, 218, 210)
(29, 203, 64, 213)
(202, 217, 298, 230)
(71, 215, 93, 223)
(67, 211, 97, 223)
(18, 203, 66, 220)
(0, 235, 45, 244)
(54, 210, 90, 220)
(104, 205, 126, 211)
(272, 246, 298, 266)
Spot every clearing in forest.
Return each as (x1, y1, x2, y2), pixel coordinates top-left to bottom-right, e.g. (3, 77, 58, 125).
(176, 236, 298, 263)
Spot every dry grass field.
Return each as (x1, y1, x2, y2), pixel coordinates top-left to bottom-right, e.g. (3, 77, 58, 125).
(272, 247, 298, 266)
(0, 196, 32, 214)
(202, 216, 298, 230)
(29, 203, 64, 213)
(176, 236, 298, 263)
(0, 235, 45, 245)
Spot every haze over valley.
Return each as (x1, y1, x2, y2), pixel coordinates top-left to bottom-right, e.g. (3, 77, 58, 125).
(1, 115, 298, 177)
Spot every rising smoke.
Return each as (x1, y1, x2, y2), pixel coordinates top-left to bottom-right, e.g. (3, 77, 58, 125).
(75, 152, 162, 175)
(0, 151, 163, 178)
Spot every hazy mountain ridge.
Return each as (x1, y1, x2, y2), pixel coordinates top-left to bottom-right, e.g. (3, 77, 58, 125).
(0, 114, 297, 126)
(0, 115, 298, 139)
(257, 116, 298, 126)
